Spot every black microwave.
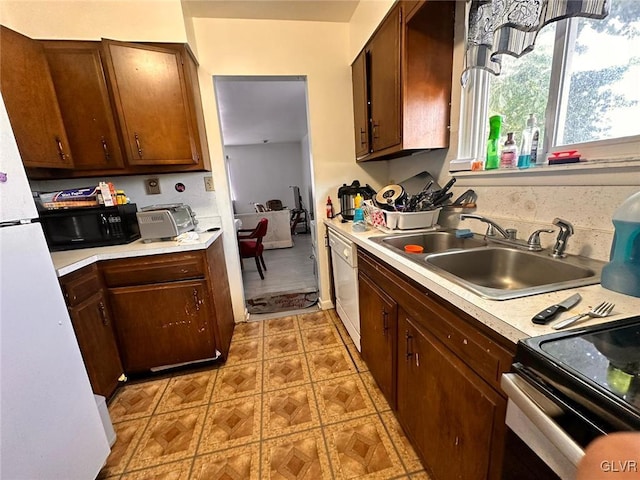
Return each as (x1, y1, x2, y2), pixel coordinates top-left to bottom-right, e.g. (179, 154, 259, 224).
(39, 204, 140, 251)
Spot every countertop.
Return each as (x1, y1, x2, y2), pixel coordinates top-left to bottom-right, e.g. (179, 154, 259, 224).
(324, 218, 640, 345)
(50, 230, 222, 277)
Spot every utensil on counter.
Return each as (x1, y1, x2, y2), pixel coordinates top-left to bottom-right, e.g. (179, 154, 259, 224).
(552, 301, 615, 330)
(531, 293, 582, 324)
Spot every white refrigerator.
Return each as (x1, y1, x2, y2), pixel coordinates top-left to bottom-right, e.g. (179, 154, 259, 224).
(0, 93, 110, 478)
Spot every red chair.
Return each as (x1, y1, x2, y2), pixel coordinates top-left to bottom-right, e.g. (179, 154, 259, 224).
(237, 218, 269, 279)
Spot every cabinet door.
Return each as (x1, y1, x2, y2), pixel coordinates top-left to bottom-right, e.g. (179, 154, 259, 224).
(368, 5, 401, 153)
(351, 50, 370, 159)
(68, 290, 123, 398)
(0, 26, 73, 169)
(109, 280, 215, 372)
(397, 310, 506, 480)
(103, 40, 199, 166)
(43, 41, 125, 171)
(359, 271, 397, 409)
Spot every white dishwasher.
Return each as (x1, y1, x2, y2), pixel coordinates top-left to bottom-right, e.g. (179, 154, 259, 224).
(328, 229, 360, 350)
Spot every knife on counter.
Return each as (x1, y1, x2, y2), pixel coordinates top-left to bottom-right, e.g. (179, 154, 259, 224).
(531, 293, 582, 324)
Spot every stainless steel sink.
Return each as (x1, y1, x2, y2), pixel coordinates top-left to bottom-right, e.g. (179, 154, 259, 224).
(372, 230, 488, 255)
(425, 247, 604, 300)
(370, 230, 605, 300)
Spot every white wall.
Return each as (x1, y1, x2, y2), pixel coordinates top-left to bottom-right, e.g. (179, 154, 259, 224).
(226, 142, 304, 214)
(188, 16, 390, 317)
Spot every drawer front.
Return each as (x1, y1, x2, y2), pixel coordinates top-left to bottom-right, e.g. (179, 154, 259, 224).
(60, 263, 102, 306)
(102, 251, 205, 287)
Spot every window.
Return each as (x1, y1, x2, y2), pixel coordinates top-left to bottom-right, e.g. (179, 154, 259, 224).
(462, 0, 640, 168)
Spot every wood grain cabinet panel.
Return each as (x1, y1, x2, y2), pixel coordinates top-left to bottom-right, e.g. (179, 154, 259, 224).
(60, 264, 123, 399)
(42, 41, 125, 171)
(351, 1, 455, 162)
(109, 280, 214, 373)
(102, 40, 199, 167)
(359, 271, 397, 409)
(0, 26, 73, 169)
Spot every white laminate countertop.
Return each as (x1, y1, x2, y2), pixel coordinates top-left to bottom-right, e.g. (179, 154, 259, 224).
(324, 218, 640, 345)
(50, 231, 222, 277)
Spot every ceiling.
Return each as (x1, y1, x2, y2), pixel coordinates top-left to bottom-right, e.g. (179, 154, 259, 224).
(215, 77, 309, 146)
(188, 1, 359, 146)
(183, 0, 359, 23)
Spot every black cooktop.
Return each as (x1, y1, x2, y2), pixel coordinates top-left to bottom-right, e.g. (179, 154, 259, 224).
(515, 316, 640, 431)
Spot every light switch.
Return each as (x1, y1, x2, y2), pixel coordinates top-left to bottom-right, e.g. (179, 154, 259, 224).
(204, 176, 214, 192)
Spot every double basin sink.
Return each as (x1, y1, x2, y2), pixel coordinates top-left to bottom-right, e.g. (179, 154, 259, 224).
(371, 230, 605, 300)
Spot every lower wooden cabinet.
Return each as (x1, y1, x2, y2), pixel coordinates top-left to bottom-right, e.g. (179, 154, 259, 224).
(357, 247, 514, 480)
(397, 309, 506, 480)
(60, 264, 123, 398)
(109, 280, 214, 372)
(101, 237, 234, 373)
(359, 270, 397, 409)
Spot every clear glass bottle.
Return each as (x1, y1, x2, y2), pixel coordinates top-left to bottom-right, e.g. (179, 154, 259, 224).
(500, 132, 518, 169)
(518, 114, 540, 168)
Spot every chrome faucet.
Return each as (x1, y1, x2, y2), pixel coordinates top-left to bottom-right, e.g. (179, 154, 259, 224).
(460, 214, 510, 239)
(551, 218, 574, 258)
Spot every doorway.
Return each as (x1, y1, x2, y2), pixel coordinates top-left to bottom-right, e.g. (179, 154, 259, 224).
(213, 76, 318, 317)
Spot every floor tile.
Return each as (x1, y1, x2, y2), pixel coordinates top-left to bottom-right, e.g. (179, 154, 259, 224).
(360, 371, 392, 413)
(264, 315, 298, 336)
(191, 444, 261, 480)
(264, 331, 304, 359)
(155, 370, 216, 414)
(198, 394, 262, 454)
(314, 374, 376, 425)
(120, 459, 192, 480)
(410, 472, 432, 479)
(109, 379, 170, 422)
(301, 324, 343, 352)
(380, 411, 423, 473)
(262, 383, 320, 439)
(297, 310, 334, 330)
(263, 353, 311, 392)
(324, 414, 405, 479)
(211, 362, 263, 401)
(232, 320, 264, 340)
(306, 346, 358, 381)
(224, 337, 264, 365)
(261, 428, 332, 480)
(126, 406, 207, 471)
(99, 418, 150, 477)
(346, 341, 368, 373)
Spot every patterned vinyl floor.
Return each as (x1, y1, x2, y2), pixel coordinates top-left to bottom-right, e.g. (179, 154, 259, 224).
(98, 309, 429, 480)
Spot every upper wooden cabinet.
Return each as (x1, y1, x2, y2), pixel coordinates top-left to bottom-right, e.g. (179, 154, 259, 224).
(352, 1, 455, 162)
(0, 26, 73, 169)
(43, 41, 126, 171)
(102, 40, 200, 167)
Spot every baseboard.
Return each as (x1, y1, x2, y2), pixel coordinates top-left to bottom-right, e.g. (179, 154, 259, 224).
(318, 297, 335, 310)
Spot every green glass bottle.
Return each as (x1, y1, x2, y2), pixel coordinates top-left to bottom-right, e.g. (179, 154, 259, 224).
(485, 115, 502, 170)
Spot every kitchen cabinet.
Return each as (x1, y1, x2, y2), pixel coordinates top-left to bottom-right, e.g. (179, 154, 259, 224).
(42, 41, 126, 171)
(351, 1, 455, 162)
(358, 271, 397, 409)
(397, 309, 506, 480)
(59, 264, 123, 399)
(102, 40, 202, 168)
(101, 237, 234, 373)
(357, 248, 514, 479)
(0, 26, 73, 169)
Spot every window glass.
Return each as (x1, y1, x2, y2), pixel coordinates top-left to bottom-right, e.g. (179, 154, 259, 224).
(557, 0, 640, 145)
(487, 25, 555, 147)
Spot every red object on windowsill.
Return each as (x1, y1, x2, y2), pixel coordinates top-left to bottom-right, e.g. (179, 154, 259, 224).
(548, 150, 582, 164)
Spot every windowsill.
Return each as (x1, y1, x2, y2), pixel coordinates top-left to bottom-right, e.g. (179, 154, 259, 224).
(451, 158, 640, 186)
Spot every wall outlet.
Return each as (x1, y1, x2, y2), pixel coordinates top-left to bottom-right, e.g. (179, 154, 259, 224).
(204, 176, 215, 192)
(145, 177, 161, 195)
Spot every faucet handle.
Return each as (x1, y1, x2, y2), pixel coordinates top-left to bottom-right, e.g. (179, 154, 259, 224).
(527, 228, 554, 251)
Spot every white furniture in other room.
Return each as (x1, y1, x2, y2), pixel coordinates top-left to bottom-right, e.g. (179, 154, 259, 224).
(328, 228, 360, 350)
(235, 210, 293, 249)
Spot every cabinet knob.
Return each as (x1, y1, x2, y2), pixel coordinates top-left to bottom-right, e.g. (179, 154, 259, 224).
(101, 136, 111, 162)
(98, 301, 109, 326)
(55, 136, 68, 162)
(405, 330, 413, 359)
